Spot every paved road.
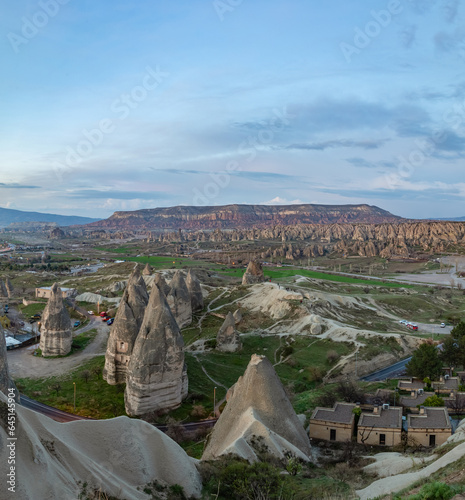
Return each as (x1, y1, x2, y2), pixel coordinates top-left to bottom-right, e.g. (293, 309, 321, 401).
(20, 394, 218, 431)
(362, 357, 412, 381)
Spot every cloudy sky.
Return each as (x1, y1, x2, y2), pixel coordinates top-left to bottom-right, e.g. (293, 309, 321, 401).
(1, 0, 464, 219)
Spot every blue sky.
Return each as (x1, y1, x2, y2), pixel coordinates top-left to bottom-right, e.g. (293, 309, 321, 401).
(1, 0, 464, 219)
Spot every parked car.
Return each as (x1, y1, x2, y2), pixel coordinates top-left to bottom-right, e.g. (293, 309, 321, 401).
(107, 318, 114, 325)
(102, 316, 110, 322)
(33, 313, 41, 319)
(407, 323, 418, 331)
(74, 321, 81, 328)
(99, 311, 107, 317)
(441, 322, 446, 328)
(399, 320, 408, 325)
(87, 310, 94, 315)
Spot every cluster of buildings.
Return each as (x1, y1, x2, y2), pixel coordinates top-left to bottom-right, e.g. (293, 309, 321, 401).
(309, 376, 465, 448)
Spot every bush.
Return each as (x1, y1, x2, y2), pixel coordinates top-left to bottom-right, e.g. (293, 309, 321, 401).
(401, 481, 463, 500)
(326, 350, 340, 364)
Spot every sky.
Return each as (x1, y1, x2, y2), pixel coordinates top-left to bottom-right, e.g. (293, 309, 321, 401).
(1, 0, 465, 219)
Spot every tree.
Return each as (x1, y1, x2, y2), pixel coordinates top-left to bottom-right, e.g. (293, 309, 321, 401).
(80, 370, 91, 384)
(440, 335, 459, 370)
(421, 395, 444, 407)
(451, 321, 465, 339)
(406, 343, 442, 381)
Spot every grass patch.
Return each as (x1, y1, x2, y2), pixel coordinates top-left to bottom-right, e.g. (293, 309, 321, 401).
(15, 356, 125, 419)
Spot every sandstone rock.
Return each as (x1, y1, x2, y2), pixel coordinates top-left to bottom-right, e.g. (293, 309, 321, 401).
(103, 266, 149, 385)
(109, 280, 126, 293)
(186, 269, 204, 312)
(0, 281, 7, 299)
(143, 263, 152, 275)
(233, 309, 242, 324)
(0, 324, 19, 402)
(202, 354, 312, 462)
(242, 260, 265, 285)
(151, 273, 170, 295)
(125, 285, 188, 416)
(166, 270, 192, 328)
(0, 391, 202, 499)
(49, 227, 65, 239)
(39, 283, 72, 357)
(5, 278, 13, 298)
(216, 312, 242, 352)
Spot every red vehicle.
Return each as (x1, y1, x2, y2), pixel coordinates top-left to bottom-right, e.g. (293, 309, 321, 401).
(102, 316, 110, 322)
(407, 323, 418, 331)
(99, 311, 107, 317)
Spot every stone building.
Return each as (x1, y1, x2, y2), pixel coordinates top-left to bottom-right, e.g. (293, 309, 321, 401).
(407, 407, 452, 447)
(357, 405, 403, 446)
(125, 285, 188, 416)
(39, 283, 72, 357)
(309, 403, 357, 443)
(103, 266, 149, 385)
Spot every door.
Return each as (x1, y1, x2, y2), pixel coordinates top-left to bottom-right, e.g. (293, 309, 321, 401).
(379, 434, 386, 445)
(429, 435, 436, 446)
(330, 429, 336, 441)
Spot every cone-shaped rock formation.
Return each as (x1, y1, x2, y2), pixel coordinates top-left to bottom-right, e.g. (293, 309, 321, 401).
(0, 280, 8, 299)
(103, 266, 149, 385)
(0, 323, 19, 402)
(216, 312, 242, 352)
(242, 260, 265, 285)
(39, 284, 72, 357)
(5, 278, 13, 298)
(202, 354, 311, 462)
(166, 270, 192, 328)
(125, 285, 188, 416)
(143, 263, 153, 275)
(233, 309, 242, 324)
(186, 269, 204, 312)
(0, 391, 202, 499)
(153, 273, 170, 295)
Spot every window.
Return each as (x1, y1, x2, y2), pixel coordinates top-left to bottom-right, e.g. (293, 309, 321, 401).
(330, 429, 336, 441)
(379, 434, 386, 445)
(429, 435, 436, 446)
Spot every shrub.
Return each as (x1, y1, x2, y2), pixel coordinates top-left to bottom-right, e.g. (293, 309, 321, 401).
(326, 350, 340, 364)
(402, 481, 463, 500)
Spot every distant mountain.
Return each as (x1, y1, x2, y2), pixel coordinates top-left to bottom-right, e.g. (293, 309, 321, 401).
(434, 216, 465, 221)
(83, 203, 403, 231)
(0, 207, 100, 228)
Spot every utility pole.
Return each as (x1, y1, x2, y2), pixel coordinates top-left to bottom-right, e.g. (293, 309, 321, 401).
(73, 382, 76, 412)
(213, 387, 217, 417)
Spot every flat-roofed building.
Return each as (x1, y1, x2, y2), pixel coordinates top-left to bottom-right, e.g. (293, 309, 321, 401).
(357, 405, 402, 446)
(433, 376, 459, 394)
(309, 402, 356, 443)
(398, 378, 424, 391)
(408, 407, 451, 447)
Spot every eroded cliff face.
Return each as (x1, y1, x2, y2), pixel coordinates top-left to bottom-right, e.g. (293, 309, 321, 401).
(156, 221, 465, 258)
(84, 203, 402, 230)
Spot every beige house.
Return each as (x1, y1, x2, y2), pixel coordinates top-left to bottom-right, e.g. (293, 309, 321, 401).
(357, 405, 403, 446)
(35, 286, 75, 299)
(399, 390, 429, 410)
(433, 376, 460, 394)
(309, 403, 356, 443)
(408, 407, 451, 447)
(398, 378, 424, 391)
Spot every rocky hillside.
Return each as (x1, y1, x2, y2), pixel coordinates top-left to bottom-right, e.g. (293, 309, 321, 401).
(84, 203, 402, 230)
(156, 221, 465, 259)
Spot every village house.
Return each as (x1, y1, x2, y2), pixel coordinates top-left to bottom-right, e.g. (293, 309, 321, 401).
(432, 376, 460, 394)
(309, 402, 356, 443)
(357, 405, 403, 446)
(407, 407, 452, 447)
(398, 378, 424, 392)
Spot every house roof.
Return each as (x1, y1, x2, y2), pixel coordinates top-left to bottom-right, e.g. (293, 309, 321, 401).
(433, 377, 459, 390)
(358, 407, 402, 429)
(311, 402, 356, 425)
(400, 392, 429, 408)
(408, 408, 451, 429)
(398, 379, 424, 390)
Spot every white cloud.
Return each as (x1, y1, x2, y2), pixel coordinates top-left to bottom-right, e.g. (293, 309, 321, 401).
(260, 196, 305, 205)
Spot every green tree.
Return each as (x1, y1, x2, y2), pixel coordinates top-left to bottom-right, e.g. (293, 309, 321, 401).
(439, 335, 459, 370)
(451, 320, 465, 339)
(406, 343, 442, 381)
(421, 394, 444, 407)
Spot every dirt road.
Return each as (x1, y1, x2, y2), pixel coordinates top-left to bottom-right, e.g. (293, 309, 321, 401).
(7, 317, 109, 379)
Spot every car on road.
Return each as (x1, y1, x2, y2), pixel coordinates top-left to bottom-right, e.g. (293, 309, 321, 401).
(102, 316, 110, 322)
(407, 323, 418, 331)
(99, 312, 107, 317)
(87, 310, 94, 315)
(399, 320, 408, 325)
(33, 313, 41, 319)
(74, 321, 81, 328)
(441, 322, 446, 328)
(106, 318, 114, 325)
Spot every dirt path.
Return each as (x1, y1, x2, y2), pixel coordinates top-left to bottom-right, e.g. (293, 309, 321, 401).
(7, 317, 109, 379)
